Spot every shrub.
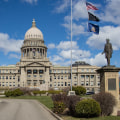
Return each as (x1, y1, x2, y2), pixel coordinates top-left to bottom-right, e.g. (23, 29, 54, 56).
(75, 99, 101, 118)
(53, 101, 66, 114)
(5, 91, 13, 97)
(5, 88, 23, 97)
(92, 92, 116, 116)
(66, 95, 81, 116)
(12, 88, 24, 97)
(39, 91, 46, 94)
(62, 87, 70, 94)
(48, 90, 61, 94)
(52, 93, 67, 102)
(32, 90, 40, 96)
(73, 86, 86, 95)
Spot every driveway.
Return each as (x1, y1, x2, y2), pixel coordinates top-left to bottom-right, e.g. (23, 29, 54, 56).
(0, 99, 58, 120)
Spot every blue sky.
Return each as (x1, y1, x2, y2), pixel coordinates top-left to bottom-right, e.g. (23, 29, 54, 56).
(0, 0, 120, 67)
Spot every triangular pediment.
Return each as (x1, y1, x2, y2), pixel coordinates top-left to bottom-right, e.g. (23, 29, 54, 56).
(26, 62, 45, 67)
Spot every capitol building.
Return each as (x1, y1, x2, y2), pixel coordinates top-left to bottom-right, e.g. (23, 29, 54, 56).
(0, 19, 100, 93)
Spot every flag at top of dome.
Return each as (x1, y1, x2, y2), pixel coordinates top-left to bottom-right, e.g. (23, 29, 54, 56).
(86, 2, 98, 10)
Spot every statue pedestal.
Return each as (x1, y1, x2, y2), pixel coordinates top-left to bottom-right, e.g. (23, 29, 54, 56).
(97, 66, 120, 101)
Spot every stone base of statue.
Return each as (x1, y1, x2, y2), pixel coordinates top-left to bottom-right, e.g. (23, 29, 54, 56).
(97, 66, 120, 116)
(68, 91, 76, 96)
(97, 65, 120, 100)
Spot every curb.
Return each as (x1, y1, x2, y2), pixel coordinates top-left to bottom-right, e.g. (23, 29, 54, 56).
(36, 100, 63, 120)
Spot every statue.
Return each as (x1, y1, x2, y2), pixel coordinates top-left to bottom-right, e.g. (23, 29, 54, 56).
(102, 39, 113, 66)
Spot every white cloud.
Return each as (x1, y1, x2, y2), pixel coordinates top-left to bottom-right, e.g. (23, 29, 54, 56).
(57, 41, 78, 50)
(60, 49, 91, 59)
(84, 53, 107, 67)
(53, 0, 70, 13)
(100, 0, 120, 24)
(87, 26, 120, 50)
(22, 0, 37, 4)
(47, 43, 56, 49)
(0, 33, 23, 54)
(9, 54, 21, 59)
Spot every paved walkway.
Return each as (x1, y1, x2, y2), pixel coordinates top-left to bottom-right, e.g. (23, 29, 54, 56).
(0, 99, 57, 120)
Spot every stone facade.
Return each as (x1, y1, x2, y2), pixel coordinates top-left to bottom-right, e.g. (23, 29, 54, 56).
(0, 20, 100, 93)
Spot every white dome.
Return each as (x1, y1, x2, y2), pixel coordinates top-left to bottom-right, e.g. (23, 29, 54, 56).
(24, 19, 43, 40)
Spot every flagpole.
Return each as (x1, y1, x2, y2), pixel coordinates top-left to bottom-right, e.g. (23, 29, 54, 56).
(70, 0, 72, 91)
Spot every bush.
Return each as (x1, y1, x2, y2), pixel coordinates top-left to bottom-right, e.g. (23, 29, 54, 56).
(5, 91, 13, 97)
(75, 99, 101, 118)
(66, 95, 81, 116)
(92, 92, 116, 116)
(12, 88, 24, 97)
(5, 88, 24, 97)
(32, 90, 40, 96)
(53, 101, 66, 114)
(51, 93, 67, 103)
(73, 86, 86, 95)
(48, 90, 61, 94)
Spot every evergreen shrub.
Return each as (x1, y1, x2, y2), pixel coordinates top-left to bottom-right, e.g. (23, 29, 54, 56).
(75, 99, 101, 118)
(73, 86, 86, 95)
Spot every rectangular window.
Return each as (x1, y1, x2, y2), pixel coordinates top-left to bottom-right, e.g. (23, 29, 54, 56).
(58, 76, 60, 79)
(81, 75, 85, 79)
(6, 76, 8, 79)
(33, 70, 37, 74)
(54, 76, 56, 79)
(86, 81, 89, 86)
(13, 76, 15, 79)
(81, 81, 84, 86)
(9, 76, 12, 79)
(39, 70, 43, 74)
(61, 76, 63, 79)
(58, 82, 60, 86)
(61, 82, 63, 86)
(91, 75, 94, 79)
(50, 76, 52, 82)
(65, 82, 67, 86)
(27, 70, 32, 74)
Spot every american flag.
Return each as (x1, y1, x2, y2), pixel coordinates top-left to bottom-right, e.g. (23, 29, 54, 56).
(86, 2, 98, 10)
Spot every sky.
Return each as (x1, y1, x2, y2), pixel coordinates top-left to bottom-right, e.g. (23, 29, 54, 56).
(0, 0, 120, 67)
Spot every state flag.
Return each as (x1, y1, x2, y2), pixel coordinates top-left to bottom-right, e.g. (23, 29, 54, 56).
(88, 23, 99, 34)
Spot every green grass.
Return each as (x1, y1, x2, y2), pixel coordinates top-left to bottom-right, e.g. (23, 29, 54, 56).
(3, 96, 53, 110)
(62, 116, 120, 120)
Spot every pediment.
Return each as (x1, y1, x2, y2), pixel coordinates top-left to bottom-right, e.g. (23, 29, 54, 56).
(26, 62, 45, 67)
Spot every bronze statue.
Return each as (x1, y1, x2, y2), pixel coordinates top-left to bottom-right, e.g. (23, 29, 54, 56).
(102, 39, 113, 66)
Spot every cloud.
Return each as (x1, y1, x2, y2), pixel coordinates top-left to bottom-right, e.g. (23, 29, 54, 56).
(87, 26, 120, 50)
(9, 54, 21, 59)
(84, 53, 107, 67)
(100, 0, 120, 24)
(57, 41, 79, 50)
(22, 0, 37, 4)
(47, 43, 56, 49)
(0, 33, 23, 54)
(53, 0, 70, 13)
(60, 49, 91, 59)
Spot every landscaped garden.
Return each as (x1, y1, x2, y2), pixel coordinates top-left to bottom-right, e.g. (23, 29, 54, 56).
(0, 86, 119, 120)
